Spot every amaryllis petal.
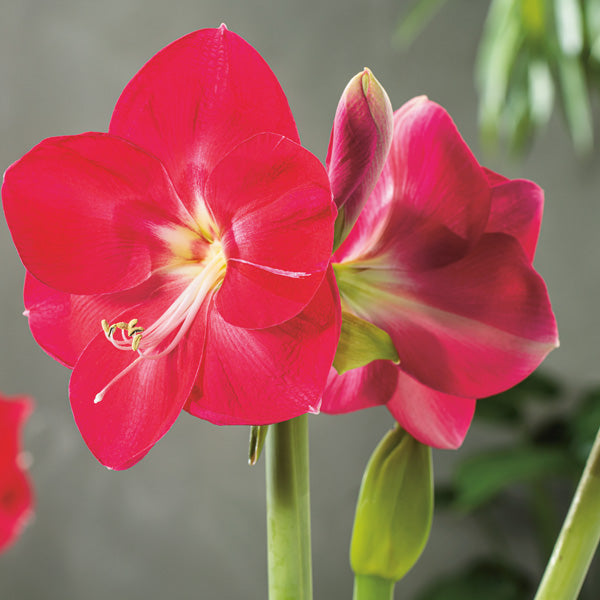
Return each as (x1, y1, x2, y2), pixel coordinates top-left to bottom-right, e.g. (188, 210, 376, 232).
(321, 361, 398, 414)
(387, 373, 476, 449)
(0, 395, 34, 553)
(207, 133, 334, 272)
(3, 133, 188, 295)
(187, 268, 341, 425)
(205, 133, 335, 328)
(109, 26, 299, 211)
(70, 297, 209, 470)
(326, 68, 393, 246)
(336, 97, 491, 266)
(215, 261, 325, 329)
(364, 234, 558, 398)
(485, 178, 543, 262)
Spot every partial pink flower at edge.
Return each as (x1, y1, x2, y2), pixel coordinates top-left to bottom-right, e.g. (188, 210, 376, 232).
(0, 394, 34, 553)
(323, 95, 558, 449)
(3, 27, 341, 470)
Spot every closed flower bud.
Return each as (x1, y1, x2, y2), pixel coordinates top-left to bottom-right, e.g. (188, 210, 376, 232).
(351, 426, 433, 584)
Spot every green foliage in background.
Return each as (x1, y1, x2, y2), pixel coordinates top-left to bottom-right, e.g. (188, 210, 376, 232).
(413, 373, 600, 600)
(396, 0, 600, 156)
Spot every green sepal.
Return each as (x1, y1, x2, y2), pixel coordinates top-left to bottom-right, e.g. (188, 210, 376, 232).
(351, 426, 433, 583)
(248, 425, 269, 466)
(333, 312, 399, 375)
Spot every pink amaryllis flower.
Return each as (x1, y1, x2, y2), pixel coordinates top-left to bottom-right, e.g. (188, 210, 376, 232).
(323, 95, 558, 448)
(0, 394, 34, 553)
(3, 27, 340, 470)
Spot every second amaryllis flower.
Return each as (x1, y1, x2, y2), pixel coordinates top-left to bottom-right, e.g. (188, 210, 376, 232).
(3, 27, 340, 470)
(323, 93, 559, 448)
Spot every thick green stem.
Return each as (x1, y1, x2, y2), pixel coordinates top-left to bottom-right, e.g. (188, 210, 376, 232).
(534, 428, 600, 600)
(353, 574, 395, 600)
(266, 415, 312, 600)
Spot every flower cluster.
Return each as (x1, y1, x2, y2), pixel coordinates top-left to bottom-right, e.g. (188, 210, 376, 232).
(2, 27, 557, 471)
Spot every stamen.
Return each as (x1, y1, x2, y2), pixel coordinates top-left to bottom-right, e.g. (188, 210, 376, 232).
(95, 241, 227, 404)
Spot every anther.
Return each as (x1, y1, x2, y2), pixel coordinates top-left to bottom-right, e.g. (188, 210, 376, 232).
(127, 319, 139, 336)
(131, 334, 143, 352)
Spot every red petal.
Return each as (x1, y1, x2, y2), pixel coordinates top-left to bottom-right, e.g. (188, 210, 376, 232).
(0, 395, 34, 553)
(3, 133, 188, 295)
(69, 292, 208, 470)
(485, 178, 543, 262)
(205, 133, 335, 328)
(320, 361, 398, 414)
(109, 26, 299, 212)
(387, 373, 476, 449)
(187, 267, 341, 425)
(366, 234, 558, 398)
(215, 261, 326, 329)
(336, 97, 490, 267)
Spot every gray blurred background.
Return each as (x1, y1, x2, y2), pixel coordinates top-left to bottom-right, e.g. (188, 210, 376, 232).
(0, 1, 598, 598)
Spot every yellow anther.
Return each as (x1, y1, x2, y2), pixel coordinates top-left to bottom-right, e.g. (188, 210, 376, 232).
(129, 327, 144, 336)
(101, 319, 110, 335)
(127, 319, 139, 336)
(115, 322, 128, 330)
(131, 333, 143, 352)
(108, 324, 117, 337)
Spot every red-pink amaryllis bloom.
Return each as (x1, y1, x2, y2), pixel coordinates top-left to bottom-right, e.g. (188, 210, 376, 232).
(322, 96, 559, 449)
(3, 27, 340, 470)
(0, 394, 34, 553)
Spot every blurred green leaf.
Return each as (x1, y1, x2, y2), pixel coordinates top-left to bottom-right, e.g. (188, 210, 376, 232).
(570, 387, 600, 462)
(453, 445, 573, 510)
(393, 0, 448, 49)
(528, 59, 555, 127)
(475, 372, 561, 425)
(521, 0, 548, 39)
(416, 559, 534, 600)
(554, 0, 585, 55)
(556, 53, 594, 154)
(477, 0, 523, 146)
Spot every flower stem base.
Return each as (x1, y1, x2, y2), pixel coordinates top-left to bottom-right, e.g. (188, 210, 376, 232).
(353, 574, 395, 600)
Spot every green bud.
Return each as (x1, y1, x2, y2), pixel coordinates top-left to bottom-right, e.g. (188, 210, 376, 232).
(351, 426, 433, 583)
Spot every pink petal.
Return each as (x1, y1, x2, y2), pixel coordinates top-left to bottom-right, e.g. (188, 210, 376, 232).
(326, 69, 393, 243)
(320, 361, 398, 414)
(205, 133, 335, 328)
(187, 267, 341, 425)
(366, 233, 558, 399)
(3, 133, 188, 295)
(336, 97, 490, 266)
(0, 395, 34, 553)
(386, 372, 476, 449)
(485, 178, 543, 262)
(109, 26, 299, 212)
(69, 291, 208, 470)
